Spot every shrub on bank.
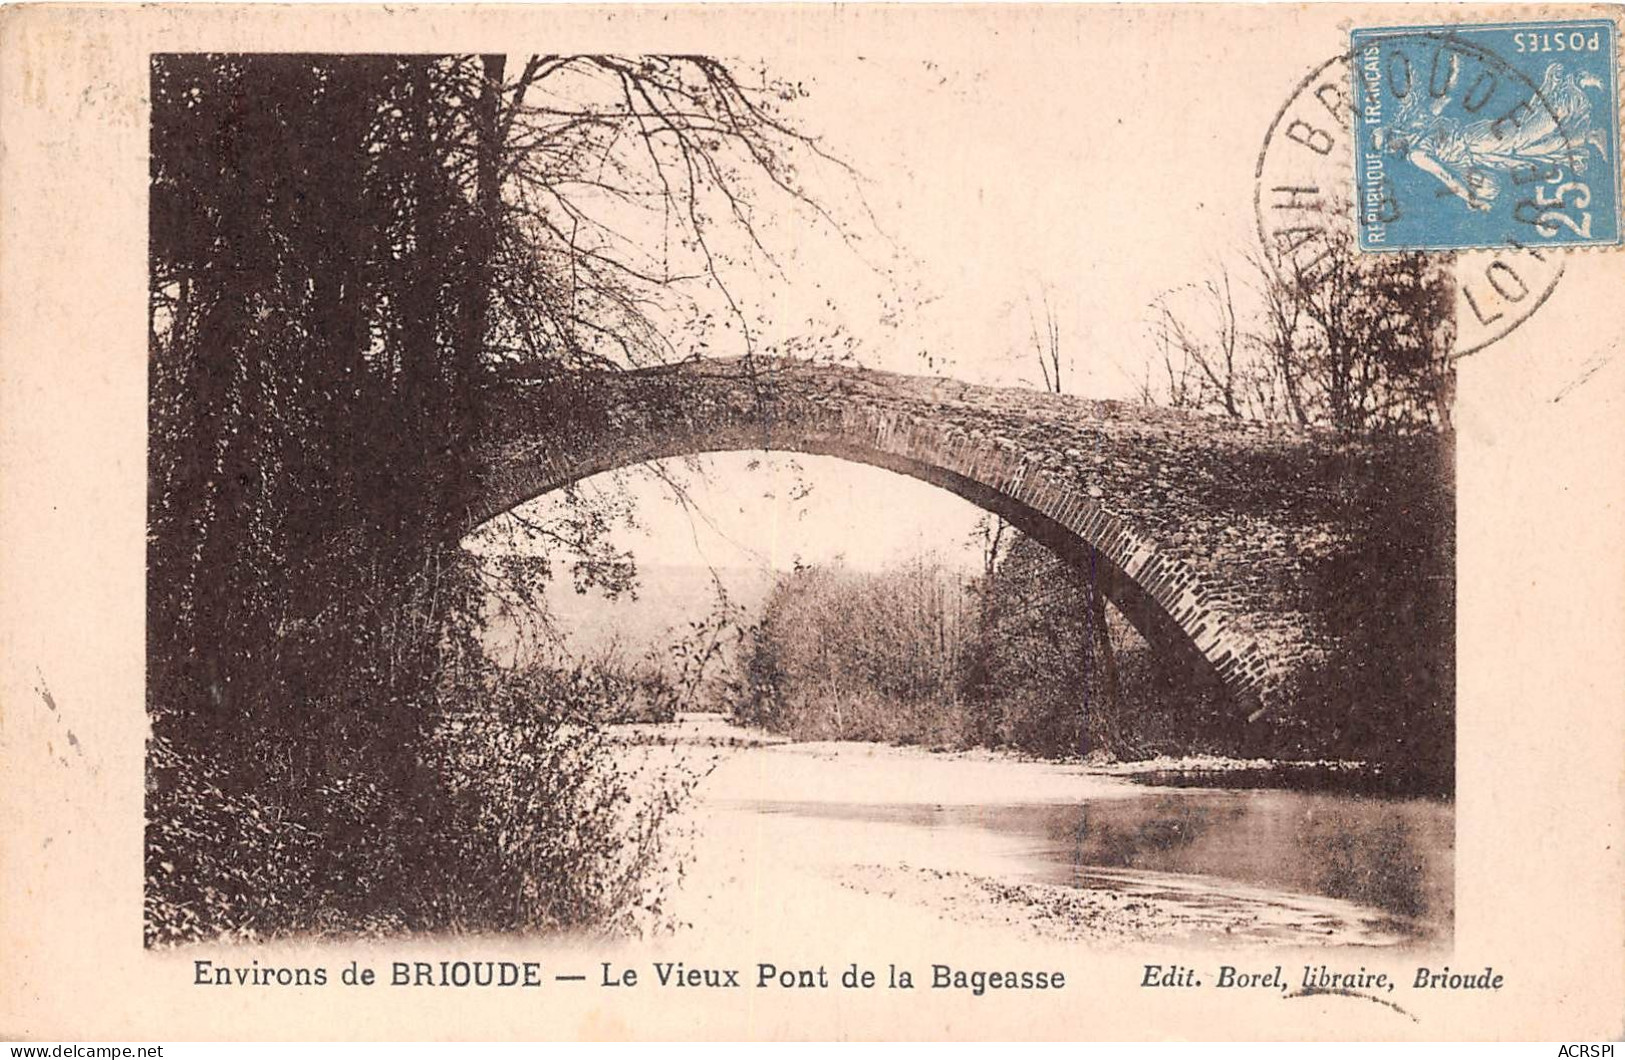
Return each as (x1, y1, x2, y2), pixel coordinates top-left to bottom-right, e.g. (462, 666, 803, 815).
(145, 661, 692, 946)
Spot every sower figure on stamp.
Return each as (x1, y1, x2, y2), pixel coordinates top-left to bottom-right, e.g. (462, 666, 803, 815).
(1374, 60, 1610, 214)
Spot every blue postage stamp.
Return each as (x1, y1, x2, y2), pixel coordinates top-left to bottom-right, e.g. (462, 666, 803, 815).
(1351, 19, 1621, 251)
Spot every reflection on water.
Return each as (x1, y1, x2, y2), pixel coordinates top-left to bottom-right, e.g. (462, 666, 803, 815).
(743, 787, 1453, 943)
(1044, 792, 1451, 938)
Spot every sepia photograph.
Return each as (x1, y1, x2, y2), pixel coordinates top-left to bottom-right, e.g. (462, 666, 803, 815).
(2, 2, 1623, 1044)
(145, 45, 1457, 951)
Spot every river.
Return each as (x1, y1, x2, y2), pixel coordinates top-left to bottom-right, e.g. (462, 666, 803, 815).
(637, 714, 1453, 950)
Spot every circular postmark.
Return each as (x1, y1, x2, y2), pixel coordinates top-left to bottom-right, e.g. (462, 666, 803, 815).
(1253, 27, 1605, 357)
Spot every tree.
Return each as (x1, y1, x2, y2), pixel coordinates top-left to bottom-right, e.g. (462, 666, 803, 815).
(1148, 269, 1251, 419)
(1143, 211, 1456, 435)
(1026, 286, 1066, 395)
(961, 537, 1144, 760)
(146, 53, 865, 939)
(149, 53, 856, 743)
(1271, 219, 1456, 434)
(740, 557, 972, 743)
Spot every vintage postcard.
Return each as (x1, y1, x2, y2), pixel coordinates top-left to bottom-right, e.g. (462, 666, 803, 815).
(1, 2, 1622, 1042)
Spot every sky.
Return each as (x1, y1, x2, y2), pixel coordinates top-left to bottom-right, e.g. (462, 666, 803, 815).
(479, 8, 1340, 588)
(693, 7, 1309, 395)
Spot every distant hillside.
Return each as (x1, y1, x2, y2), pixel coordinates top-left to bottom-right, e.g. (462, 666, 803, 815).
(483, 563, 778, 667)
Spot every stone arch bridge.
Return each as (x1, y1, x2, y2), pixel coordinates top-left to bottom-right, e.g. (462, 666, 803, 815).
(464, 357, 1453, 721)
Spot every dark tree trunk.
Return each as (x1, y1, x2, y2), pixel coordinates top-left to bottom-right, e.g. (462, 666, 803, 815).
(1085, 577, 1128, 760)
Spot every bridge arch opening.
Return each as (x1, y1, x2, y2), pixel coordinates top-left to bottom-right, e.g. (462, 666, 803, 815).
(465, 435, 1251, 713)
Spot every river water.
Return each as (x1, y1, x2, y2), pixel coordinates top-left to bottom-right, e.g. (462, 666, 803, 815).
(649, 715, 1454, 948)
(735, 791, 1453, 944)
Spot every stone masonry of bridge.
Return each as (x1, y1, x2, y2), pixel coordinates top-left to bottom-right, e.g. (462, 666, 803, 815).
(465, 357, 1454, 721)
